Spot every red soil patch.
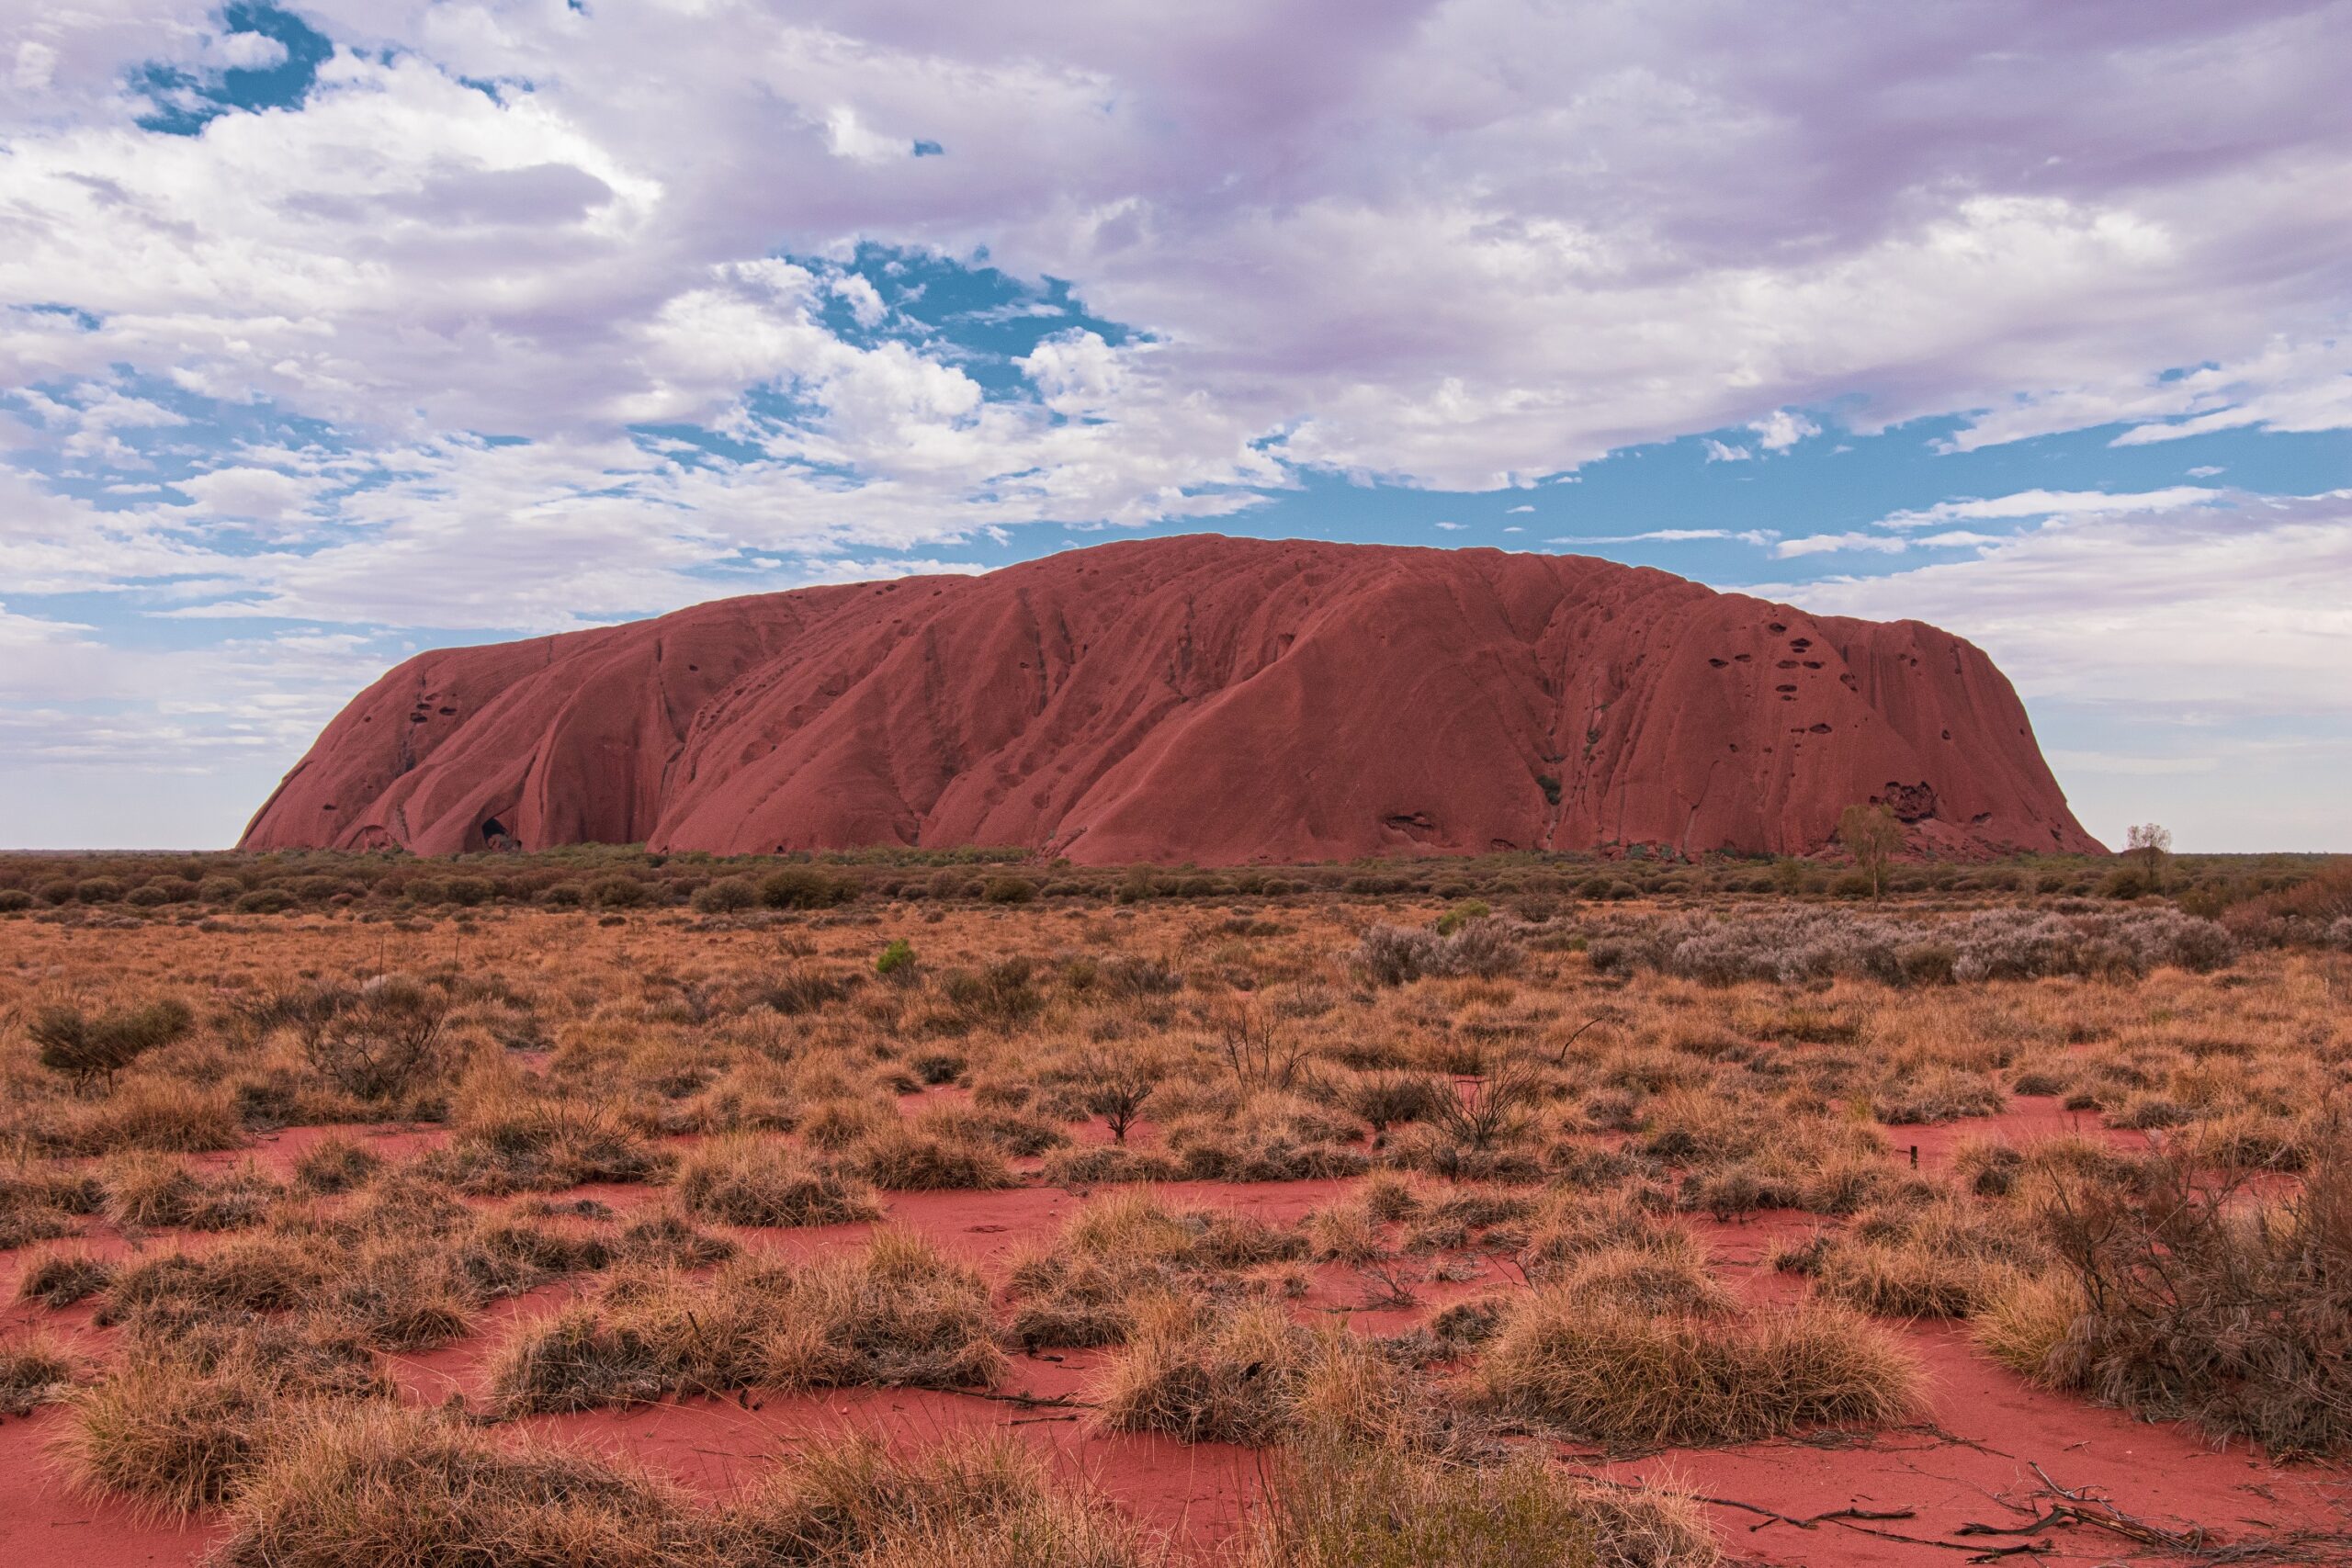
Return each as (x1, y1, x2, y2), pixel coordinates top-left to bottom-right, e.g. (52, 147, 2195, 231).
(1891, 1095, 2143, 1174)
(0, 1407, 220, 1568)
(14, 1156, 2351, 1564)
(1608, 1317, 2352, 1565)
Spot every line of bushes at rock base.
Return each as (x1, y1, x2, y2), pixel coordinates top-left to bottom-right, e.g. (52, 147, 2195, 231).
(0, 847, 2346, 943)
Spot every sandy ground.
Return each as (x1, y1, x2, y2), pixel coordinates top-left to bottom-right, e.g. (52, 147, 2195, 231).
(5, 1099, 2346, 1568)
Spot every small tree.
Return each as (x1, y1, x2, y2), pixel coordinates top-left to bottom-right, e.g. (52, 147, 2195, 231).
(1078, 1054, 1159, 1145)
(1838, 802, 1905, 899)
(31, 998, 194, 1090)
(2126, 823, 2173, 890)
(298, 976, 451, 1101)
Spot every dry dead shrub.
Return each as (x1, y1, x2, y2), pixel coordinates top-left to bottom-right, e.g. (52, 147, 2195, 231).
(677, 1134, 881, 1225)
(2030, 1136, 2352, 1454)
(1476, 1292, 1920, 1447)
(293, 976, 453, 1101)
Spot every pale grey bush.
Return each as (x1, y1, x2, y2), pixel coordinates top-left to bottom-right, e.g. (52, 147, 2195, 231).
(1949, 911, 2082, 982)
(1356, 918, 1524, 986)
(1587, 905, 2231, 987)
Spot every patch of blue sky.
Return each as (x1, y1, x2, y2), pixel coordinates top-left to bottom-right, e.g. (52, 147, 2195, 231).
(1193, 416, 2352, 595)
(807, 244, 1134, 396)
(17, 303, 104, 332)
(132, 4, 334, 135)
(6, 372, 349, 513)
(627, 423, 771, 468)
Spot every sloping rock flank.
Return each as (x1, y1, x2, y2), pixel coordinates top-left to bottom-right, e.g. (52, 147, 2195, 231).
(241, 536, 2101, 863)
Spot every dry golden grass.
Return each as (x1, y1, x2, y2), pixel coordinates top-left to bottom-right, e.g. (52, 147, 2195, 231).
(1971, 1272, 2086, 1384)
(5, 869, 2350, 1551)
(733, 1429, 1160, 1567)
(60, 1357, 283, 1514)
(488, 1229, 1000, 1413)
(1242, 1435, 1719, 1568)
(0, 1331, 76, 1416)
(209, 1404, 714, 1566)
(1092, 1294, 1314, 1445)
(676, 1134, 882, 1225)
(1476, 1292, 1922, 1447)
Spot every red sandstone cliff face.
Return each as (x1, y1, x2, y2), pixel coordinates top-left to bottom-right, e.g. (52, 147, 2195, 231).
(239, 536, 2102, 863)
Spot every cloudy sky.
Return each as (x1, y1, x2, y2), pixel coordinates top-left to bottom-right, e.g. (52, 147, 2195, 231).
(4, 2, 2348, 852)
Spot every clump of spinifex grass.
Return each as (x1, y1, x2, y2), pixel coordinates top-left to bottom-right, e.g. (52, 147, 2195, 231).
(98, 1234, 326, 1324)
(763, 1228, 1005, 1391)
(1971, 1272, 2087, 1385)
(211, 1407, 1162, 1568)
(1239, 1434, 1720, 1568)
(209, 1404, 718, 1566)
(34, 1078, 246, 1157)
(1091, 1296, 1315, 1445)
(427, 1095, 671, 1194)
(289, 1134, 381, 1194)
(60, 1357, 283, 1513)
(676, 1134, 882, 1225)
(1008, 1189, 1308, 1348)
(484, 1264, 780, 1413)
(1773, 1188, 2044, 1319)
(487, 1229, 1001, 1413)
(0, 1333, 76, 1416)
(0, 1156, 102, 1247)
(850, 1122, 1017, 1191)
(16, 1246, 115, 1307)
(732, 1430, 1161, 1566)
(1476, 1292, 1920, 1448)
(100, 1150, 282, 1231)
